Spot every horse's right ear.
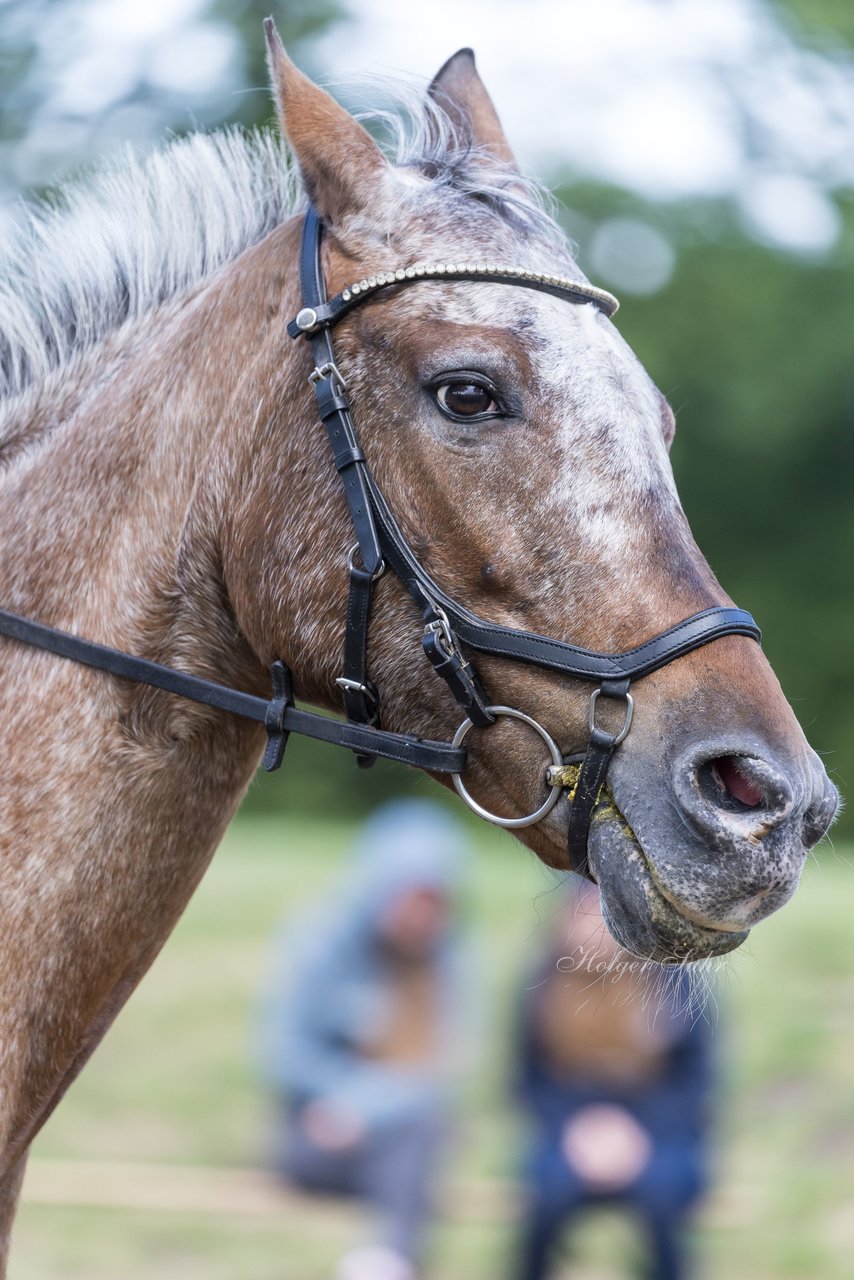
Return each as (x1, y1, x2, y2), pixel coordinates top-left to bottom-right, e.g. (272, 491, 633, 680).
(428, 48, 518, 168)
(264, 18, 391, 226)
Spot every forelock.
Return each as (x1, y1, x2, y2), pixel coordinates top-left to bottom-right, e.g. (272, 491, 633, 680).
(345, 75, 570, 254)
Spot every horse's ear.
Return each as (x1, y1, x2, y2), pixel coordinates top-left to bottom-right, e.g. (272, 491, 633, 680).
(428, 48, 518, 168)
(264, 18, 391, 226)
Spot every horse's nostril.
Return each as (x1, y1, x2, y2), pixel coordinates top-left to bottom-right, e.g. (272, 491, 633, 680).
(679, 743, 799, 837)
(688, 748, 791, 822)
(708, 755, 765, 810)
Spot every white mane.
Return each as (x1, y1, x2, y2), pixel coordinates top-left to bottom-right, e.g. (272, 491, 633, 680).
(0, 84, 562, 405)
(0, 129, 300, 403)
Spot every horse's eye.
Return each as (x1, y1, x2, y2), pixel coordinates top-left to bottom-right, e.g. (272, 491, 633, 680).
(435, 381, 500, 419)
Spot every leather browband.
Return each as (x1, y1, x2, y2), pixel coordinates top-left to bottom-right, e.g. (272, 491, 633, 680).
(286, 262, 619, 338)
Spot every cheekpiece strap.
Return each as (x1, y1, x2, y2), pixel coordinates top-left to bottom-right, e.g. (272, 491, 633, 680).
(565, 678, 632, 868)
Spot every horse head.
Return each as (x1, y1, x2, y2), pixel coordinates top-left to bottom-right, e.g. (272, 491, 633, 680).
(228, 28, 838, 962)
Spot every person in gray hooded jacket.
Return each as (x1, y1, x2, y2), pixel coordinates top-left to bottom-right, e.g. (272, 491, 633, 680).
(258, 799, 473, 1280)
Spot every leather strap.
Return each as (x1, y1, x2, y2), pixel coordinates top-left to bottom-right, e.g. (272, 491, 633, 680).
(340, 556, 381, 769)
(340, 561, 379, 726)
(565, 678, 631, 868)
(365, 476, 760, 682)
(286, 266, 618, 339)
(301, 212, 383, 764)
(0, 608, 466, 774)
(296, 209, 501, 727)
(566, 733, 615, 869)
(301, 209, 383, 577)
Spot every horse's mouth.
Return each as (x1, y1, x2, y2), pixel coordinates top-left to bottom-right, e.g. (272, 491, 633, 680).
(584, 801, 749, 963)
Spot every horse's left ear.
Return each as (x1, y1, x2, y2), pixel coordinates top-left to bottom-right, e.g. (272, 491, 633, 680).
(264, 18, 391, 226)
(428, 48, 518, 168)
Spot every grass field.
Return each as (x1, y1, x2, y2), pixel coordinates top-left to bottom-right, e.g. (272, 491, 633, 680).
(10, 805, 854, 1280)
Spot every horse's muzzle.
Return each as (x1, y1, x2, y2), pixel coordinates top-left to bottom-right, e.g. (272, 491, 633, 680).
(587, 736, 839, 959)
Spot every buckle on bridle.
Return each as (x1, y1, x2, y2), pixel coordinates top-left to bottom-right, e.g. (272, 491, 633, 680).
(423, 605, 455, 656)
(347, 541, 385, 581)
(422, 605, 494, 728)
(588, 684, 634, 746)
(308, 361, 347, 394)
(335, 675, 377, 701)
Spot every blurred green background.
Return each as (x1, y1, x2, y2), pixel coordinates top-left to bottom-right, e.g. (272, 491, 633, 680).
(2, 0, 852, 1276)
(14, 813, 854, 1279)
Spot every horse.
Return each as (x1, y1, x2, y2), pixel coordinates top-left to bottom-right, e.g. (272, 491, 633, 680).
(0, 22, 837, 1267)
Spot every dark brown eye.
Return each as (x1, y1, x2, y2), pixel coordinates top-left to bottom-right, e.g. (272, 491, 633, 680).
(436, 381, 499, 418)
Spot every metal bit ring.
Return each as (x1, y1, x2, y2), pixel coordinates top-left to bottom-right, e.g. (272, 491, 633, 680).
(451, 705, 563, 829)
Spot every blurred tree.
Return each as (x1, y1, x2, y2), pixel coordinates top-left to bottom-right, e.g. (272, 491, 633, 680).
(0, 0, 343, 201)
(774, 0, 854, 46)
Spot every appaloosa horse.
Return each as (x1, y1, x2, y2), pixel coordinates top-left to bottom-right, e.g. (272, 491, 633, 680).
(0, 22, 837, 1266)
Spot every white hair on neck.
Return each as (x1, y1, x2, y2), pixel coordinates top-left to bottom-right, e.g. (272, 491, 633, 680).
(0, 78, 567, 405)
(0, 128, 300, 403)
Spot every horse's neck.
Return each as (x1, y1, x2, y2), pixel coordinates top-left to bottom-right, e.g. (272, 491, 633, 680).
(0, 217, 325, 876)
(0, 219, 335, 1190)
(0, 220, 306, 695)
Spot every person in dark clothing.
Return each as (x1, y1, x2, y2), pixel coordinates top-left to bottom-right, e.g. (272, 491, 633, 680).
(258, 800, 472, 1280)
(512, 881, 715, 1280)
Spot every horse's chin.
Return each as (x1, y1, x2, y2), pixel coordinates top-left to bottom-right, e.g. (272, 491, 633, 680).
(587, 817, 750, 963)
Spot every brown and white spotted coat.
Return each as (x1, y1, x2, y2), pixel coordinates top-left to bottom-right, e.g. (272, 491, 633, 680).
(0, 26, 837, 1267)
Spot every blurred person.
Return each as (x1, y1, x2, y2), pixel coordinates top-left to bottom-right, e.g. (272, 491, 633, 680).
(258, 799, 473, 1280)
(512, 881, 715, 1280)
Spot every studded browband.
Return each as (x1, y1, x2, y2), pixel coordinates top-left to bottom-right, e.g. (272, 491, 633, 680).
(287, 257, 619, 339)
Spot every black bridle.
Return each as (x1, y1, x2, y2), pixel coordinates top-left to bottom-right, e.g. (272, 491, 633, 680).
(0, 206, 761, 865)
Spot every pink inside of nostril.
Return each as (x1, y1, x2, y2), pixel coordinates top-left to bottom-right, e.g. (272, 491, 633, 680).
(712, 756, 764, 809)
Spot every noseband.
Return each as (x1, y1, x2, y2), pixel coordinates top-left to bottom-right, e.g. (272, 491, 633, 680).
(0, 206, 760, 868)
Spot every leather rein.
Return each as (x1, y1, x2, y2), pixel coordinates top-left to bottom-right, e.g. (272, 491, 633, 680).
(0, 206, 761, 866)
